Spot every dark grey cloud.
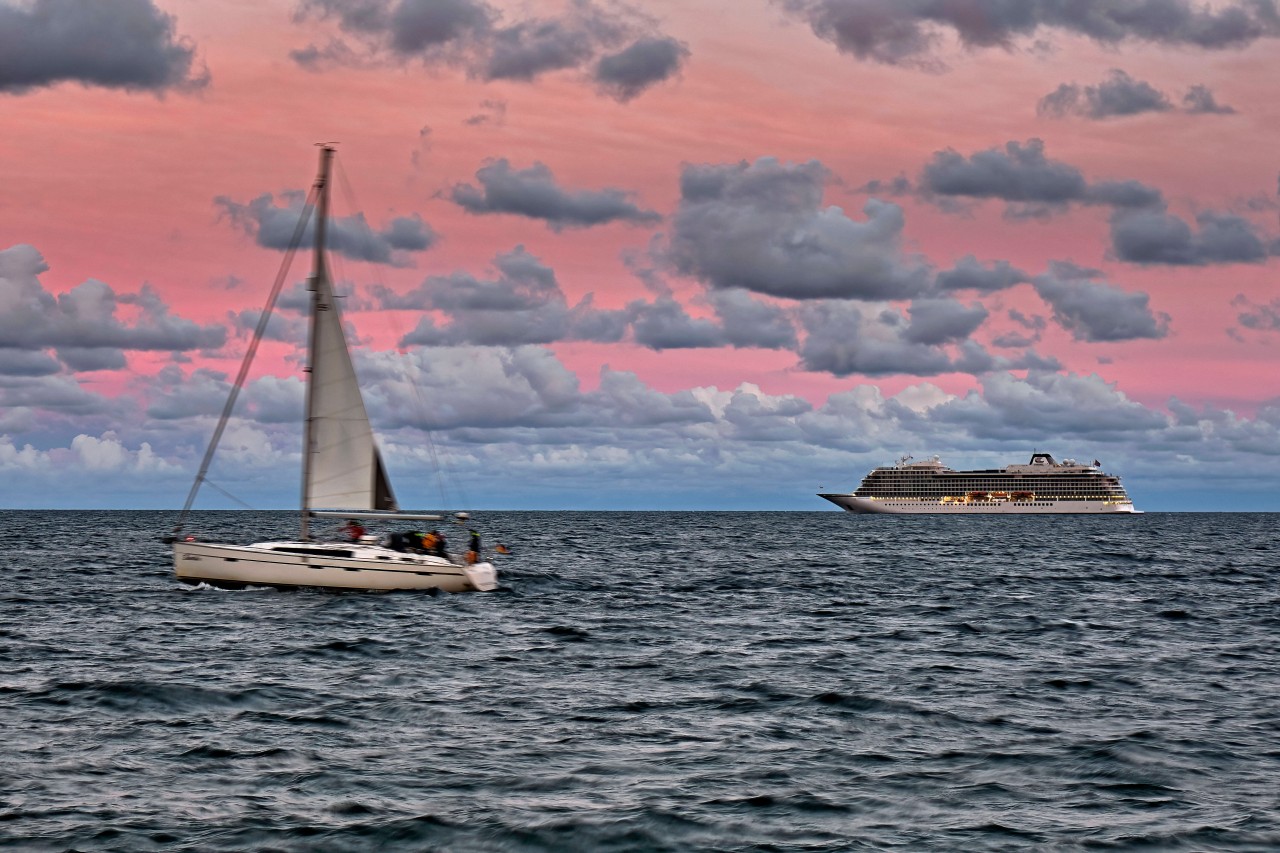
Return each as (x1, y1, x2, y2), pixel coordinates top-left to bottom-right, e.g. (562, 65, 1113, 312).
(912, 139, 1169, 214)
(904, 139, 1276, 267)
(1040, 70, 1238, 119)
(1110, 208, 1273, 265)
(936, 255, 1029, 293)
(917, 138, 1172, 227)
(57, 347, 128, 372)
(904, 299, 988, 345)
(386, 247, 795, 352)
(229, 308, 308, 345)
(629, 298, 724, 350)
(0, 0, 208, 95)
(1033, 262, 1170, 342)
(1182, 84, 1235, 114)
(0, 373, 119, 420)
(215, 191, 437, 267)
(797, 301, 992, 377)
(670, 158, 932, 300)
(483, 14, 602, 81)
(1086, 180, 1166, 210)
(294, 0, 492, 56)
(293, 0, 687, 101)
(1038, 69, 1172, 119)
(593, 35, 689, 102)
(1230, 294, 1280, 332)
(450, 159, 661, 230)
(707, 289, 799, 350)
(993, 309, 1047, 348)
(388, 247, 628, 346)
(920, 139, 1089, 216)
(628, 291, 797, 351)
(774, 0, 1280, 68)
(0, 348, 61, 378)
(463, 98, 506, 126)
(0, 244, 227, 369)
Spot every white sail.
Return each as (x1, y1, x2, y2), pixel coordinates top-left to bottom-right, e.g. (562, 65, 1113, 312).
(304, 266, 397, 511)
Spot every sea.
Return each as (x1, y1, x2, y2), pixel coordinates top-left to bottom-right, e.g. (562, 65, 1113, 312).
(2, 510, 1278, 852)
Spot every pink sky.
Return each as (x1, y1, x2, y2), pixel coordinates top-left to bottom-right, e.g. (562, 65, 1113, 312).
(3, 0, 1280, 510)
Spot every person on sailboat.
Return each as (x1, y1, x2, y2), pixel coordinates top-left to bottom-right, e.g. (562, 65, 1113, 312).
(427, 529, 447, 559)
(466, 529, 481, 564)
(343, 519, 366, 542)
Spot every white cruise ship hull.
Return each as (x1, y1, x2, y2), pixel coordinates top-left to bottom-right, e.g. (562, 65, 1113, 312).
(819, 495, 1140, 514)
(174, 540, 497, 592)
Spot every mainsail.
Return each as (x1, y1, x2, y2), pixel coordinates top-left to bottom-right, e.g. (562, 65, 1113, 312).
(304, 266, 397, 511)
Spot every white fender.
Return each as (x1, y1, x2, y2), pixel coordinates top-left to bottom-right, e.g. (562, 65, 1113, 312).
(462, 561, 497, 592)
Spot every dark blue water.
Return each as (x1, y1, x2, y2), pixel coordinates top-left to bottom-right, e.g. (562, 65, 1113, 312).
(2, 511, 1278, 851)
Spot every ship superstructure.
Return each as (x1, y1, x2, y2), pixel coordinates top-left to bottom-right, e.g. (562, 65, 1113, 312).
(819, 453, 1139, 514)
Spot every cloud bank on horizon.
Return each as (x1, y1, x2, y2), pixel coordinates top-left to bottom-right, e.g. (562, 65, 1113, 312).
(3, 0, 1280, 510)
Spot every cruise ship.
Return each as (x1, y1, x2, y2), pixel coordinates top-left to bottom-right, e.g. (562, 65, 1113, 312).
(819, 453, 1139, 514)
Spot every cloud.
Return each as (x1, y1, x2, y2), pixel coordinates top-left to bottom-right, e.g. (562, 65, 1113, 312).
(1085, 180, 1166, 210)
(797, 301, 969, 377)
(292, 0, 687, 102)
(0, 0, 208, 95)
(215, 191, 437, 267)
(386, 247, 629, 346)
(450, 159, 661, 230)
(1038, 69, 1172, 119)
(483, 12, 607, 81)
(903, 139, 1280, 270)
(934, 370, 1169, 439)
(14, 332, 1280, 510)
(910, 139, 1170, 216)
(0, 244, 227, 371)
(773, 0, 1280, 68)
(1039, 70, 1237, 119)
(1230, 294, 1280, 333)
(919, 139, 1089, 216)
(629, 298, 725, 349)
(294, 0, 492, 56)
(1182, 84, 1235, 115)
(904, 298, 988, 345)
(0, 349, 60, 378)
(463, 98, 506, 125)
(627, 291, 798, 351)
(670, 158, 932, 300)
(593, 35, 689, 102)
(1033, 262, 1170, 342)
(0, 374, 121, 422)
(936, 255, 1029, 293)
(993, 309, 1047, 348)
(1109, 208, 1273, 265)
(706, 289, 799, 349)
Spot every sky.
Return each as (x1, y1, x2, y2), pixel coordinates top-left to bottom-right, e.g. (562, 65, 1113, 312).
(3, 0, 1280, 511)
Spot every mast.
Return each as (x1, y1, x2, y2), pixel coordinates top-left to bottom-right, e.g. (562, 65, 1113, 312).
(299, 144, 334, 541)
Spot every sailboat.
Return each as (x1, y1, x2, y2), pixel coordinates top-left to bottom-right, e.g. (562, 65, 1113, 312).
(168, 146, 497, 593)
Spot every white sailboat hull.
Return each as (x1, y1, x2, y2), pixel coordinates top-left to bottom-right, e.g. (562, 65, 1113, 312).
(174, 540, 497, 592)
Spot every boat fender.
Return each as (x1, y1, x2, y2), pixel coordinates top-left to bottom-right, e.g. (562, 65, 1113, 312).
(462, 562, 497, 592)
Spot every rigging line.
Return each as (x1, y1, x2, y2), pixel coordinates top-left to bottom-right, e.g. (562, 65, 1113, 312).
(171, 185, 319, 535)
(201, 479, 257, 510)
(333, 158, 469, 512)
